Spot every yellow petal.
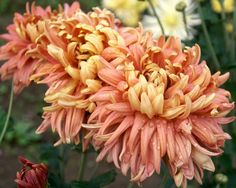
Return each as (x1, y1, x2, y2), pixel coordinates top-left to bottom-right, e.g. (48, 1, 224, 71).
(174, 171, 184, 187)
(161, 106, 185, 119)
(140, 92, 154, 118)
(65, 65, 80, 80)
(128, 87, 141, 111)
(147, 83, 157, 101)
(152, 94, 164, 114)
(47, 44, 68, 67)
(186, 85, 200, 100)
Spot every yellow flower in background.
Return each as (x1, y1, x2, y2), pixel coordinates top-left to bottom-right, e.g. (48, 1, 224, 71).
(211, 0, 234, 13)
(102, 0, 147, 26)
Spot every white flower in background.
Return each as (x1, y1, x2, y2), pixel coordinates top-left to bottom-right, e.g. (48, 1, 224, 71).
(142, 0, 201, 40)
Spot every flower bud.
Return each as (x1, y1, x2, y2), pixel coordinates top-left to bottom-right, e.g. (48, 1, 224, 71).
(175, 1, 187, 12)
(225, 22, 233, 33)
(215, 173, 228, 184)
(15, 156, 48, 188)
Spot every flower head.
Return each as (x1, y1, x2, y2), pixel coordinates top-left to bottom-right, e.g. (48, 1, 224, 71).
(142, 0, 201, 40)
(102, 0, 147, 26)
(15, 156, 48, 188)
(211, 0, 234, 13)
(0, 2, 80, 93)
(0, 3, 53, 93)
(85, 34, 234, 187)
(31, 7, 125, 146)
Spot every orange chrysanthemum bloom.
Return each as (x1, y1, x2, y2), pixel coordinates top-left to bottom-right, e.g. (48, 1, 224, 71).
(85, 34, 235, 187)
(30, 8, 124, 146)
(0, 2, 80, 93)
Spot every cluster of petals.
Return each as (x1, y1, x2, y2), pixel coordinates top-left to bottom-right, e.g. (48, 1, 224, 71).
(0, 2, 80, 93)
(0, 2, 235, 188)
(85, 34, 235, 187)
(15, 156, 48, 188)
(30, 6, 124, 146)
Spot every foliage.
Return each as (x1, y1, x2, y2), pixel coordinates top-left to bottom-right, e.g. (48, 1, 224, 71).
(39, 144, 117, 188)
(4, 121, 41, 146)
(71, 170, 117, 188)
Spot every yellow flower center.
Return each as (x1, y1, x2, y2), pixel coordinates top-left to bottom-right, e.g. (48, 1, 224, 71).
(163, 14, 179, 27)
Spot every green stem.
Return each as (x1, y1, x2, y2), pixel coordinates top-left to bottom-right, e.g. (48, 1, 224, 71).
(127, 182, 134, 188)
(197, 2, 221, 71)
(160, 171, 168, 188)
(78, 151, 87, 181)
(147, 0, 165, 36)
(59, 145, 65, 182)
(219, 0, 230, 52)
(0, 81, 14, 144)
(182, 10, 189, 39)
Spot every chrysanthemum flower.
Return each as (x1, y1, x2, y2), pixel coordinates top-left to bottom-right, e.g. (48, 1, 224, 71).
(85, 35, 235, 187)
(211, 0, 234, 13)
(31, 8, 125, 146)
(142, 0, 201, 40)
(0, 3, 54, 93)
(0, 2, 80, 93)
(15, 156, 48, 188)
(102, 0, 147, 26)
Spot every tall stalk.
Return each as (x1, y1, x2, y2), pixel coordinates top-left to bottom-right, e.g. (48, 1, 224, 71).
(197, 2, 221, 71)
(147, 0, 165, 36)
(78, 151, 87, 180)
(0, 82, 14, 144)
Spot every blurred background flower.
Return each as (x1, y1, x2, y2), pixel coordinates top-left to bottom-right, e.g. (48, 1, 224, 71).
(102, 0, 147, 26)
(142, 0, 201, 40)
(211, 0, 234, 13)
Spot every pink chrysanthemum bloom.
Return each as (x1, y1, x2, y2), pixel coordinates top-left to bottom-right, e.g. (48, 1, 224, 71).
(30, 8, 124, 146)
(15, 156, 48, 188)
(0, 2, 80, 93)
(85, 35, 235, 187)
(0, 3, 53, 93)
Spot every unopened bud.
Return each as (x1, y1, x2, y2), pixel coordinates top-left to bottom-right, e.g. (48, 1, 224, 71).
(175, 1, 187, 12)
(215, 173, 228, 184)
(225, 22, 233, 33)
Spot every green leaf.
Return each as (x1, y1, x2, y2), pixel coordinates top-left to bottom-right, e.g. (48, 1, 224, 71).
(70, 181, 98, 188)
(48, 172, 69, 188)
(71, 170, 116, 188)
(3, 120, 41, 146)
(91, 169, 116, 187)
